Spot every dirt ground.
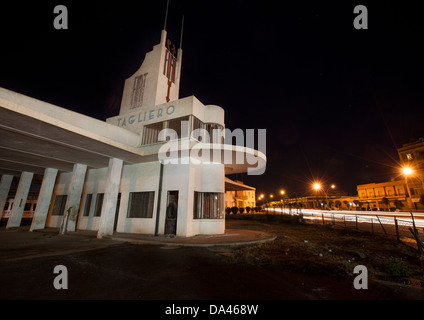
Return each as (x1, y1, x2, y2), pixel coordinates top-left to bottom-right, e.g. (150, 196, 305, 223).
(225, 218, 424, 290)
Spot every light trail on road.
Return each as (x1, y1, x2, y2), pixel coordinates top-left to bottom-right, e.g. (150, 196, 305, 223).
(264, 208, 424, 229)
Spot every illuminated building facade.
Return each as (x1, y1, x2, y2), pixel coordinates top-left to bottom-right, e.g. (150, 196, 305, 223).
(0, 28, 266, 237)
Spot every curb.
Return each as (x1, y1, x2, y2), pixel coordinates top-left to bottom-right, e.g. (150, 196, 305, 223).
(108, 234, 277, 248)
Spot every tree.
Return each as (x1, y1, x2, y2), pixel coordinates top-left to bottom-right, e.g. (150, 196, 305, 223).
(335, 200, 342, 209)
(381, 197, 389, 211)
(231, 206, 238, 215)
(353, 199, 361, 208)
(245, 206, 251, 213)
(394, 200, 404, 210)
(343, 200, 349, 209)
(420, 194, 424, 206)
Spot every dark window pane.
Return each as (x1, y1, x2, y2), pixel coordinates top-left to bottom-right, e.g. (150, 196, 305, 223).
(127, 192, 155, 218)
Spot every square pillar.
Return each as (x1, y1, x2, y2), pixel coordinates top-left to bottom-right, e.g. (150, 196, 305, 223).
(61, 163, 87, 233)
(30, 168, 58, 231)
(6, 172, 34, 228)
(0, 175, 14, 217)
(97, 158, 123, 238)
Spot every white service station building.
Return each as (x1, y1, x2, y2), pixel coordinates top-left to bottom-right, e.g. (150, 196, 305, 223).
(0, 28, 266, 238)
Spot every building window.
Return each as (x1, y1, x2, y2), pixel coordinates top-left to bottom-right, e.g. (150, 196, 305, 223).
(94, 193, 104, 217)
(406, 153, 413, 160)
(127, 192, 155, 218)
(24, 203, 32, 211)
(205, 123, 224, 144)
(193, 192, 224, 219)
(416, 150, 424, 160)
(142, 122, 165, 145)
(83, 194, 93, 216)
(130, 73, 148, 109)
(167, 116, 190, 140)
(51, 195, 67, 216)
(191, 116, 205, 141)
(414, 188, 423, 195)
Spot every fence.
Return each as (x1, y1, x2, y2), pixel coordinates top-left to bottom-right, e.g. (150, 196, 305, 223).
(269, 208, 424, 245)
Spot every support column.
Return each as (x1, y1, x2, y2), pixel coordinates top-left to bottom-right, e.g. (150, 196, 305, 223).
(0, 175, 14, 217)
(30, 168, 58, 231)
(97, 158, 123, 238)
(62, 163, 87, 233)
(6, 172, 34, 228)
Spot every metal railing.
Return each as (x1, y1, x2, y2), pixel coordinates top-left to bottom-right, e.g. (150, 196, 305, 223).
(266, 207, 424, 243)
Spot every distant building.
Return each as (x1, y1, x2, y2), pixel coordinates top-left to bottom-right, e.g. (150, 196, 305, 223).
(224, 178, 256, 209)
(356, 180, 409, 211)
(268, 194, 358, 211)
(398, 139, 424, 208)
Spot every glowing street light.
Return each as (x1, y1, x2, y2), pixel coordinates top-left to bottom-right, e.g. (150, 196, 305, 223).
(401, 166, 416, 210)
(312, 183, 321, 209)
(402, 167, 414, 176)
(280, 190, 285, 195)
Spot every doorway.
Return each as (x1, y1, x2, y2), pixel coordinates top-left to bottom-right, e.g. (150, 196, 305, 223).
(164, 191, 178, 235)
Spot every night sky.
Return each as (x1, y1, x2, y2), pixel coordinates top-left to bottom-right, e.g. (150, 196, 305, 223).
(1, 1, 424, 197)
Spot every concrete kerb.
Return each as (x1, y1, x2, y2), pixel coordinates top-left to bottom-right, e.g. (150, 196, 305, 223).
(108, 235, 277, 247)
(0, 227, 277, 261)
(107, 229, 277, 247)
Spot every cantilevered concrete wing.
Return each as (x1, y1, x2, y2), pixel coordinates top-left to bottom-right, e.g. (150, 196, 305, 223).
(0, 87, 146, 176)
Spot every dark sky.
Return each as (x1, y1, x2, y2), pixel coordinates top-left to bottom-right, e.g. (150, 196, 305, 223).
(1, 1, 424, 197)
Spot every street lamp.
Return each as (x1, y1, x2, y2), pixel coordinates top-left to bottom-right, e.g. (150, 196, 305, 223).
(313, 183, 321, 191)
(402, 167, 414, 176)
(311, 183, 335, 209)
(280, 190, 286, 213)
(312, 183, 321, 209)
(401, 166, 422, 210)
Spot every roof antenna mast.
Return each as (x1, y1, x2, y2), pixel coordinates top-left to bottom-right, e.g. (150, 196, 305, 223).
(179, 15, 184, 49)
(164, 0, 169, 30)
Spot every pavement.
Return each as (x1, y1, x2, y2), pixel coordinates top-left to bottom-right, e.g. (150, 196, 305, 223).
(0, 226, 276, 261)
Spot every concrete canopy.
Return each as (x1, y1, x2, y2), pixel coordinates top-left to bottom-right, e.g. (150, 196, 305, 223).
(0, 88, 266, 177)
(0, 88, 146, 176)
(225, 177, 256, 191)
